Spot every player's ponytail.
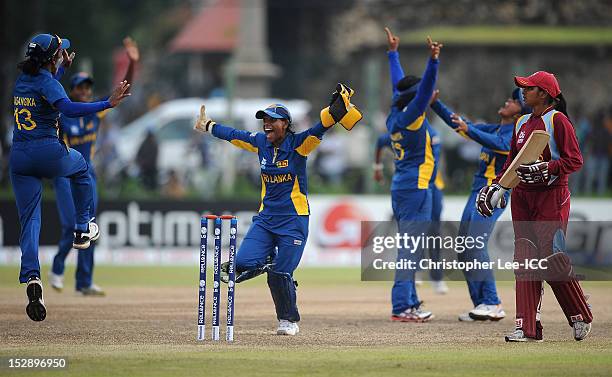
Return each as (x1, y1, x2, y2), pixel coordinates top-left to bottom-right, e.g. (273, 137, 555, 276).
(17, 58, 41, 75)
(543, 90, 572, 125)
(554, 93, 570, 121)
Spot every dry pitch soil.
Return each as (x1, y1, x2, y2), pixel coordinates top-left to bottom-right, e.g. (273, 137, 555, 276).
(2, 279, 611, 347)
(1, 268, 611, 376)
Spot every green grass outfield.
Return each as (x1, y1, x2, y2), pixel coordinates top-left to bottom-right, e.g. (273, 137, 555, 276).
(1, 266, 611, 377)
(2, 343, 611, 377)
(400, 26, 612, 45)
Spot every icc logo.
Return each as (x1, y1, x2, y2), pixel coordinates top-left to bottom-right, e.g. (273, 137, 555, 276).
(199, 280, 206, 287)
(230, 227, 237, 235)
(228, 281, 234, 288)
(215, 228, 220, 235)
(201, 227, 207, 235)
(214, 281, 219, 288)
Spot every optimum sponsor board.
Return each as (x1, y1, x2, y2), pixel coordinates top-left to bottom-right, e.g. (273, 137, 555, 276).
(0, 197, 611, 266)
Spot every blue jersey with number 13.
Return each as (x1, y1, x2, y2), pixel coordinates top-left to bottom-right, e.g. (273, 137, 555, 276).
(12, 69, 68, 142)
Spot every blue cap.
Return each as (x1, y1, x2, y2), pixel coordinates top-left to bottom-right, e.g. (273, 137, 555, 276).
(255, 104, 292, 123)
(26, 34, 70, 63)
(70, 72, 94, 89)
(512, 88, 531, 115)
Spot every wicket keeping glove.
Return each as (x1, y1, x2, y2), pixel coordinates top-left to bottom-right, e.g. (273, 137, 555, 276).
(320, 83, 363, 130)
(516, 160, 549, 184)
(194, 105, 216, 133)
(476, 183, 508, 217)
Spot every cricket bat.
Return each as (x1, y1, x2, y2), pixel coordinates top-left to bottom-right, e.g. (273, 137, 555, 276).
(498, 130, 550, 188)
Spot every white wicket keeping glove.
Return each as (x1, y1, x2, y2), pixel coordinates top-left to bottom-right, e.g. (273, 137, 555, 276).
(194, 105, 216, 133)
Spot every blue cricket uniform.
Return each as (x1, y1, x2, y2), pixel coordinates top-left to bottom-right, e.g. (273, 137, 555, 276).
(211, 119, 330, 322)
(431, 99, 513, 306)
(376, 124, 444, 283)
(385, 51, 439, 313)
(51, 109, 108, 289)
(10, 68, 103, 283)
(428, 125, 444, 282)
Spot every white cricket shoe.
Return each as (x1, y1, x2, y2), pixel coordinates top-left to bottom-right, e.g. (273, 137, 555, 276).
(77, 283, 106, 296)
(469, 304, 506, 321)
(277, 320, 299, 335)
(458, 311, 475, 322)
(391, 308, 434, 322)
(431, 280, 449, 295)
(48, 272, 64, 292)
(573, 321, 591, 341)
(26, 277, 46, 322)
(73, 220, 100, 250)
(505, 328, 542, 343)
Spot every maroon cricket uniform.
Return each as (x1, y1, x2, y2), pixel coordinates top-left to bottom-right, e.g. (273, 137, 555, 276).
(495, 106, 593, 339)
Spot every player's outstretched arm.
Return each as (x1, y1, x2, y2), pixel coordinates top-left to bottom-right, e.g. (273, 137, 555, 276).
(384, 27, 404, 95)
(121, 37, 140, 92)
(460, 120, 512, 153)
(54, 81, 129, 117)
(394, 37, 441, 131)
(431, 97, 461, 129)
(194, 105, 261, 153)
(411, 37, 442, 114)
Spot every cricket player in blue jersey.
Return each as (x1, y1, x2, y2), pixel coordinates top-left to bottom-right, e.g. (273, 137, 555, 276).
(430, 88, 530, 322)
(194, 84, 362, 335)
(374, 123, 448, 295)
(49, 38, 139, 296)
(11, 34, 130, 321)
(382, 27, 442, 322)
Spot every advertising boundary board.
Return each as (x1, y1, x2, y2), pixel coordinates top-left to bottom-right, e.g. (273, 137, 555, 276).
(1, 196, 611, 266)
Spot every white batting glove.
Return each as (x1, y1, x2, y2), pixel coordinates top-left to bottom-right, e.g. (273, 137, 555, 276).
(476, 183, 508, 217)
(516, 160, 549, 184)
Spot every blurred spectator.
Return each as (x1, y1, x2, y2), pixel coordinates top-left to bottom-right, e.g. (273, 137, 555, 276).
(95, 118, 121, 182)
(584, 107, 612, 196)
(136, 130, 159, 190)
(162, 169, 186, 199)
(0, 120, 12, 187)
(187, 130, 222, 198)
(314, 129, 347, 185)
(146, 92, 162, 111)
(569, 105, 591, 194)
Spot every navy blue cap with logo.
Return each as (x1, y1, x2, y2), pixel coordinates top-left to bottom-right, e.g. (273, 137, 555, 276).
(26, 34, 70, 63)
(70, 72, 95, 89)
(255, 104, 292, 124)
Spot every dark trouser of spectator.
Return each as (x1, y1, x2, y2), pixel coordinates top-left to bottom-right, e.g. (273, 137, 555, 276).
(584, 155, 610, 196)
(141, 169, 158, 190)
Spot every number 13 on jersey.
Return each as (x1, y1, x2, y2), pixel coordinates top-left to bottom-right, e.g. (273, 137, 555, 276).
(14, 108, 37, 130)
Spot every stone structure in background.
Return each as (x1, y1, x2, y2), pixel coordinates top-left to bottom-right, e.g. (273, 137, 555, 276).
(231, 0, 280, 98)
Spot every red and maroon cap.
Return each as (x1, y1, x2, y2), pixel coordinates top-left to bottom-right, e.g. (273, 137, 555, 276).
(514, 71, 561, 98)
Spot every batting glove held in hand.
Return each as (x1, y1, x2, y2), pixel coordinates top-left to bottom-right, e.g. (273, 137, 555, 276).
(194, 105, 216, 133)
(320, 83, 363, 130)
(516, 160, 549, 184)
(476, 183, 508, 217)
